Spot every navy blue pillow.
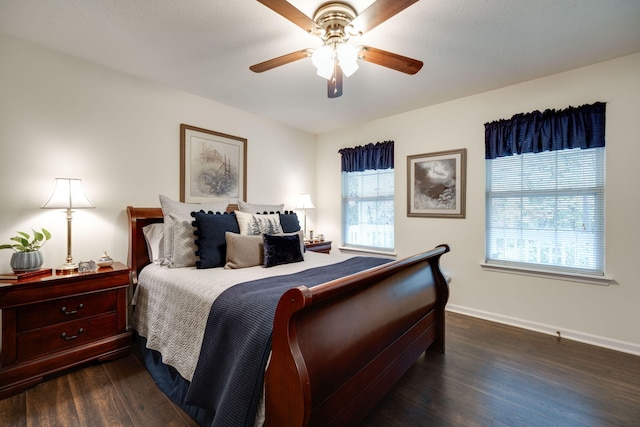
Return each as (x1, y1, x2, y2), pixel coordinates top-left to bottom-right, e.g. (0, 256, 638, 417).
(192, 210, 240, 269)
(278, 211, 301, 233)
(263, 233, 304, 268)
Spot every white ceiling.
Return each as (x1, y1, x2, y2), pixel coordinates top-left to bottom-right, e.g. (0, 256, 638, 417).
(1, 0, 639, 135)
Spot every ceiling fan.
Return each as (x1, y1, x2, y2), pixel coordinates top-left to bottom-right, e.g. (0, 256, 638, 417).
(250, 0, 423, 98)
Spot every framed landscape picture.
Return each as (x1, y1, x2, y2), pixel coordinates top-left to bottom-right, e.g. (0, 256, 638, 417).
(407, 148, 466, 218)
(180, 124, 247, 203)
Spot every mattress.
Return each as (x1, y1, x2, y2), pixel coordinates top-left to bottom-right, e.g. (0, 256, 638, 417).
(131, 250, 356, 381)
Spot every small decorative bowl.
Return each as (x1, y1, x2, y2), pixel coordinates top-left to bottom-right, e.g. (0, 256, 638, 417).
(96, 251, 114, 268)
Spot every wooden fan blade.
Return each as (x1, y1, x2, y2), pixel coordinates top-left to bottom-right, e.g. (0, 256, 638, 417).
(250, 50, 309, 73)
(328, 64, 343, 98)
(350, 0, 419, 34)
(257, 0, 318, 33)
(359, 46, 423, 75)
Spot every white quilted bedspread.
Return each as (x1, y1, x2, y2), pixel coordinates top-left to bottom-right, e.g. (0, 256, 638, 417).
(131, 251, 355, 381)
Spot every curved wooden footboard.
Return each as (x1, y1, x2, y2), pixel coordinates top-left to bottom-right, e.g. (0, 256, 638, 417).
(265, 244, 450, 427)
(127, 206, 449, 426)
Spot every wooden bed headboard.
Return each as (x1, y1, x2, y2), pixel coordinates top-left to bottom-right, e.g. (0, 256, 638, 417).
(127, 206, 163, 283)
(126, 204, 237, 284)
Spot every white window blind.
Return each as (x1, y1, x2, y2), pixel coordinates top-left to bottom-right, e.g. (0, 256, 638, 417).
(486, 147, 605, 275)
(342, 169, 394, 250)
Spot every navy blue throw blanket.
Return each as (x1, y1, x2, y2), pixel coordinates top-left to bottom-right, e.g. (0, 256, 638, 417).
(185, 256, 391, 427)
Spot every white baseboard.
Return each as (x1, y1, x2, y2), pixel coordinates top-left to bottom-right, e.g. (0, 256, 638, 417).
(446, 304, 640, 357)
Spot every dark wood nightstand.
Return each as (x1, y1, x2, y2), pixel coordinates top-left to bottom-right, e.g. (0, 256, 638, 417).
(0, 262, 131, 399)
(305, 240, 332, 254)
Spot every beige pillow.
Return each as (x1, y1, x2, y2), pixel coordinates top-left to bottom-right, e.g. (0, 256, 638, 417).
(224, 232, 264, 269)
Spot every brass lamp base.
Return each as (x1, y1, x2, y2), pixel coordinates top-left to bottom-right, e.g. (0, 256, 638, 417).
(55, 263, 78, 274)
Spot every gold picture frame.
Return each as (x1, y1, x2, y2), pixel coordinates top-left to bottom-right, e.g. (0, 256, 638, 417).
(407, 148, 466, 218)
(180, 124, 247, 203)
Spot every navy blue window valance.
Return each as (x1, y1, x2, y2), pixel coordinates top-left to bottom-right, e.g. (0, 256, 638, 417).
(338, 140, 394, 172)
(484, 102, 606, 160)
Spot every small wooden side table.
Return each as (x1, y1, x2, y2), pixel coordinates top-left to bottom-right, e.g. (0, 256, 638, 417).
(305, 240, 332, 254)
(0, 262, 131, 399)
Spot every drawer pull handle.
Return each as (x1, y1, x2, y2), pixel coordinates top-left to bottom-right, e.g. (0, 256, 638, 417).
(61, 328, 84, 340)
(61, 304, 84, 315)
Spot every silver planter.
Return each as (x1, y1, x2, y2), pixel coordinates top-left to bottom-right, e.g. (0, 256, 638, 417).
(10, 251, 44, 272)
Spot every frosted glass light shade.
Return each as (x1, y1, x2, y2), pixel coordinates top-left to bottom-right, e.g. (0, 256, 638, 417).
(337, 43, 359, 77)
(312, 45, 335, 80)
(312, 43, 359, 80)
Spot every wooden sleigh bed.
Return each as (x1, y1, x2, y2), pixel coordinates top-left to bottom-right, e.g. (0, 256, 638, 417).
(127, 205, 450, 427)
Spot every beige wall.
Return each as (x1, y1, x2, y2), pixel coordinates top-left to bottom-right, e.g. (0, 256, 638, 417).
(0, 33, 317, 268)
(2, 31, 638, 355)
(316, 53, 640, 354)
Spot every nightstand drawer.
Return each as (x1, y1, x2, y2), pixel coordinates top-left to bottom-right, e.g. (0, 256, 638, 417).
(17, 313, 118, 362)
(16, 290, 118, 332)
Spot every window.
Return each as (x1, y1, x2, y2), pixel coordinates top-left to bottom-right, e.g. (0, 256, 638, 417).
(484, 102, 606, 276)
(342, 168, 394, 250)
(339, 141, 394, 251)
(486, 147, 604, 274)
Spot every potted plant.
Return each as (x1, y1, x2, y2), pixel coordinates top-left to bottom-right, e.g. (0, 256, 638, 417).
(0, 228, 52, 271)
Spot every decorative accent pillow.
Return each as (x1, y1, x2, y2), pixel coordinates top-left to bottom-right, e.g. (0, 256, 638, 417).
(192, 211, 240, 269)
(274, 230, 305, 255)
(278, 211, 301, 233)
(263, 233, 304, 268)
(238, 201, 284, 214)
(142, 223, 165, 263)
(159, 195, 229, 267)
(224, 232, 264, 269)
(234, 210, 283, 235)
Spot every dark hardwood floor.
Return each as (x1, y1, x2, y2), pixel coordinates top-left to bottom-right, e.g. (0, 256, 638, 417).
(1, 312, 639, 426)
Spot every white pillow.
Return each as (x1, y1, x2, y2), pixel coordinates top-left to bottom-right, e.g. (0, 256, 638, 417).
(238, 201, 284, 213)
(142, 223, 165, 263)
(159, 195, 229, 267)
(234, 210, 283, 236)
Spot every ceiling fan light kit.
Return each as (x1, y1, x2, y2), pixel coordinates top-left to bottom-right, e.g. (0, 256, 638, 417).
(311, 43, 359, 79)
(252, 0, 423, 98)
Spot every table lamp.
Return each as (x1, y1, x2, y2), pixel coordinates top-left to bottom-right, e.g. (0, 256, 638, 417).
(41, 178, 95, 272)
(295, 193, 315, 241)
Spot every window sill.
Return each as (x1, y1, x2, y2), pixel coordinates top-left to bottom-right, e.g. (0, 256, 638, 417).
(339, 246, 397, 258)
(481, 263, 615, 286)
